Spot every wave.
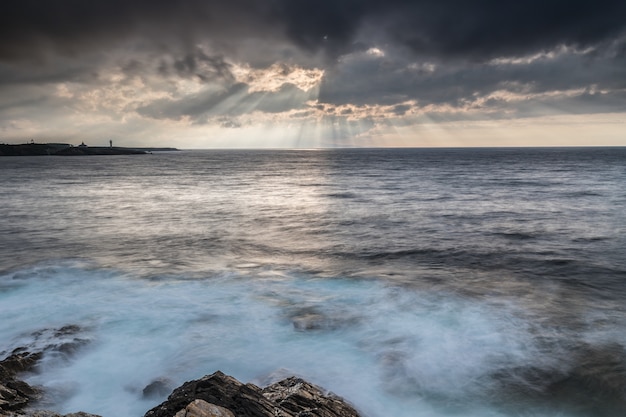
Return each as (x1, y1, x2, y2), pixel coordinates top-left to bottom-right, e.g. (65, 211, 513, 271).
(2, 261, 626, 417)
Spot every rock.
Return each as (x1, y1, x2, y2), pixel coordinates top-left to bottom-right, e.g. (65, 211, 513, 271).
(145, 371, 361, 417)
(174, 400, 234, 417)
(0, 382, 24, 410)
(0, 352, 42, 413)
(287, 307, 360, 332)
(0, 325, 90, 415)
(143, 378, 175, 399)
(0, 352, 42, 380)
(144, 371, 278, 417)
(262, 377, 359, 417)
(31, 326, 90, 361)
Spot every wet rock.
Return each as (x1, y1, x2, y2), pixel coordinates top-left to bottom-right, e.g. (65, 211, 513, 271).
(0, 352, 42, 412)
(0, 382, 28, 411)
(52, 326, 82, 338)
(145, 371, 361, 417)
(291, 313, 328, 331)
(0, 352, 42, 379)
(32, 326, 90, 361)
(0, 325, 90, 415)
(288, 307, 360, 332)
(143, 378, 175, 399)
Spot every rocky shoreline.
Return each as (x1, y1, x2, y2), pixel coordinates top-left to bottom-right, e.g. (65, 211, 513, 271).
(144, 371, 360, 417)
(1, 326, 361, 417)
(4, 324, 626, 417)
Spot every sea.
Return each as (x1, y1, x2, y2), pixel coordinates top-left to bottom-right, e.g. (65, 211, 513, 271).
(1, 147, 625, 417)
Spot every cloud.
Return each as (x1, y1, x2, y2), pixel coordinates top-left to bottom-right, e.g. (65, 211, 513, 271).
(231, 63, 324, 93)
(0, 1, 275, 61)
(317, 40, 626, 112)
(137, 81, 318, 123)
(2, 1, 626, 64)
(158, 50, 235, 84)
(1, 1, 625, 146)
(367, 0, 626, 60)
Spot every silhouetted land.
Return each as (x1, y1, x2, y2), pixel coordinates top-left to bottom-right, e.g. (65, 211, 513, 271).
(0, 143, 179, 156)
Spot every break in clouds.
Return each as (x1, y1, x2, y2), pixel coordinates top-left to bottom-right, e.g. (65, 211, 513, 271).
(1, 0, 625, 145)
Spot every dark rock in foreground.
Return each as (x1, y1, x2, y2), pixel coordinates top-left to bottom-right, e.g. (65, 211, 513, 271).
(145, 371, 361, 417)
(0, 352, 42, 412)
(0, 325, 94, 417)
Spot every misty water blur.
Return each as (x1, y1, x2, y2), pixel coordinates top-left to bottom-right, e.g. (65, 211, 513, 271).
(1, 148, 625, 417)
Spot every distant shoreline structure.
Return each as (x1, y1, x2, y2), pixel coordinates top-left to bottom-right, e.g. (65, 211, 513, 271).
(0, 142, 179, 156)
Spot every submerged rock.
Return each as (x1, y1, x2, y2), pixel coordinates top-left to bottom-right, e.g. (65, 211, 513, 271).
(143, 378, 175, 400)
(287, 307, 360, 332)
(145, 371, 361, 417)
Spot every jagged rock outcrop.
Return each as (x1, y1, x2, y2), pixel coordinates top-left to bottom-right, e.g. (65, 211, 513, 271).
(0, 352, 42, 413)
(173, 400, 234, 417)
(0, 325, 94, 417)
(2, 324, 359, 417)
(262, 376, 360, 417)
(145, 371, 361, 417)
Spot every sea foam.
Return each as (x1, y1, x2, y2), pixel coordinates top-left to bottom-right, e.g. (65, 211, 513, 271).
(0, 261, 615, 417)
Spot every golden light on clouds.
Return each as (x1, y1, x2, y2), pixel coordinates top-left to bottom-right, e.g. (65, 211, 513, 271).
(1, 2, 625, 148)
(231, 62, 325, 93)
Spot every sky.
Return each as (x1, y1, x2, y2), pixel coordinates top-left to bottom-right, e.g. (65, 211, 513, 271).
(1, 0, 625, 148)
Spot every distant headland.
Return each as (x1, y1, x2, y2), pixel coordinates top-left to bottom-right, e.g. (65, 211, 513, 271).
(0, 141, 179, 156)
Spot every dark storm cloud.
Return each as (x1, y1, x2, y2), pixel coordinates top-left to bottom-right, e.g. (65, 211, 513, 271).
(157, 49, 235, 83)
(271, 0, 626, 61)
(2, 0, 626, 63)
(1, 0, 625, 134)
(370, 0, 626, 60)
(0, 0, 274, 61)
(318, 40, 626, 109)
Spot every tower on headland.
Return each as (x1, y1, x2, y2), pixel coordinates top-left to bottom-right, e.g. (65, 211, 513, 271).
(110, 140, 113, 148)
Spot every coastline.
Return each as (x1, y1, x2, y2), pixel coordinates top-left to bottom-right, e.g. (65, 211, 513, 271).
(0, 335, 361, 417)
(0, 143, 179, 156)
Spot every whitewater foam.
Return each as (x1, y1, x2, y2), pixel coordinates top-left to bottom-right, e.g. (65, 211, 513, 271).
(3, 261, 609, 417)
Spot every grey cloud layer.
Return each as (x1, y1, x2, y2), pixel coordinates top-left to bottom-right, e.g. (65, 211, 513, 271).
(3, 0, 626, 62)
(1, 0, 625, 133)
(319, 41, 626, 106)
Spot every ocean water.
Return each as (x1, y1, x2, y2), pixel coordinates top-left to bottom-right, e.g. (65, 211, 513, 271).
(1, 148, 625, 417)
